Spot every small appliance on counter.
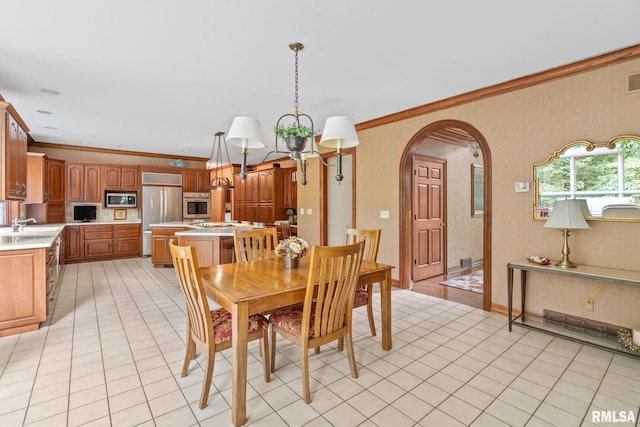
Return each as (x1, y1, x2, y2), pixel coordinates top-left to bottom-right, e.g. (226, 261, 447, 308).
(73, 205, 97, 222)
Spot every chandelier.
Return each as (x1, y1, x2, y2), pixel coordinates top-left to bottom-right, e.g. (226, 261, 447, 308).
(205, 131, 234, 190)
(227, 42, 359, 185)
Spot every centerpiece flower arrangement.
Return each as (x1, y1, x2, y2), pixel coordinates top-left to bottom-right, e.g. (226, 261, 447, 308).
(275, 236, 309, 269)
(275, 236, 309, 259)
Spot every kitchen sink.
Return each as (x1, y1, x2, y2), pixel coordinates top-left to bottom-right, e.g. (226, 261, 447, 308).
(22, 227, 60, 232)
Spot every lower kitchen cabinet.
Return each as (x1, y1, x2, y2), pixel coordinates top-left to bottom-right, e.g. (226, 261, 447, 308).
(0, 248, 47, 337)
(151, 227, 187, 267)
(65, 223, 142, 263)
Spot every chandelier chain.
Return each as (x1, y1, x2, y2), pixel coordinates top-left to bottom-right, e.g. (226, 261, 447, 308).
(293, 47, 299, 119)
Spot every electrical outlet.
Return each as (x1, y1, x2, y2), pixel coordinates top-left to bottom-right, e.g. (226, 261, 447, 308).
(584, 299, 594, 312)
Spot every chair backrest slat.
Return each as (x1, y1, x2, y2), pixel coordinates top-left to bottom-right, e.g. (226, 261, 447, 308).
(344, 228, 381, 263)
(303, 242, 364, 339)
(233, 228, 279, 262)
(170, 241, 213, 346)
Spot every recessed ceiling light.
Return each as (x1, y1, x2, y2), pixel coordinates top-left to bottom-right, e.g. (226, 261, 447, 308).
(36, 110, 53, 114)
(78, 141, 90, 145)
(40, 88, 61, 95)
(44, 126, 57, 130)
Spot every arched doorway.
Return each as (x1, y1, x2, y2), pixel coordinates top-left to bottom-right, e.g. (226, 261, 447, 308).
(399, 120, 492, 311)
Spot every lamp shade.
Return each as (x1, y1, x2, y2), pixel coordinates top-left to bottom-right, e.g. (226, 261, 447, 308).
(544, 199, 590, 229)
(319, 116, 359, 149)
(226, 116, 265, 149)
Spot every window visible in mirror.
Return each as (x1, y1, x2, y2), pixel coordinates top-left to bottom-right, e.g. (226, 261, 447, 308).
(534, 136, 640, 219)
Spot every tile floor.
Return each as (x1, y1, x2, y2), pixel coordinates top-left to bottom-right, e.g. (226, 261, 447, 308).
(1, 258, 639, 427)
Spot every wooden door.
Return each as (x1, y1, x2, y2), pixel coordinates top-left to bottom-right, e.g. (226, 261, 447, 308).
(65, 226, 82, 260)
(412, 156, 446, 281)
(65, 163, 85, 201)
(120, 166, 139, 189)
(84, 165, 102, 202)
(46, 159, 65, 202)
(102, 166, 121, 188)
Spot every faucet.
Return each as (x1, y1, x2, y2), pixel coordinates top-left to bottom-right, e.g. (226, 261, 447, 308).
(12, 217, 37, 232)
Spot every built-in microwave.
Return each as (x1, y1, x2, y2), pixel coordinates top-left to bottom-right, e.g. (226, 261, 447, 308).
(182, 192, 210, 219)
(105, 192, 137, 208)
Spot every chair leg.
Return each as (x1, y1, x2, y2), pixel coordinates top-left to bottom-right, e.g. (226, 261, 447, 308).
(337, 338, 344, 352)
(269, 324, 276, 373)
(182, 336, 197, 377)
(301, 345, 311, 404)
(199, 349, 215, 409)
(344, 332, 359, 379)
(366, 284, 376, 336)
(261, 331, 271, 383)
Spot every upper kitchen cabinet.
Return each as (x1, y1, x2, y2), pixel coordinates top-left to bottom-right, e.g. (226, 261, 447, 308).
(1, 101, 29, 200)
(26, 153, 65, 203)
(182, 168, 209, 192)
(66, 162, 102, 202)
(103, 165, 139, 190)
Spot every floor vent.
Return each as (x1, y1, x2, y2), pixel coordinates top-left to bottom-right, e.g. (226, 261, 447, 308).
(543, 310, 628, 343)
(628, 72, 640, 93)
(460, 257, 472, 270)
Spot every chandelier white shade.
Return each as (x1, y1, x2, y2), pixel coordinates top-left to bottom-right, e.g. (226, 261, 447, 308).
(319, 116, 359, 149)
(226, 116, 265, 149)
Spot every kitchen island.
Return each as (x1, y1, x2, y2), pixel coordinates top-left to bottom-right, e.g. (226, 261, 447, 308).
(150, 222, 253, 267)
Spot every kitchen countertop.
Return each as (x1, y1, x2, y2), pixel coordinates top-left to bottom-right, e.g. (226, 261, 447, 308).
(0, 220, 142, 251)
(150, 221, 255, 237)
(0, 224, 65, 251)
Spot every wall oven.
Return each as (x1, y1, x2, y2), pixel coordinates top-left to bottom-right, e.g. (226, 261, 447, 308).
(182, 192, 211, 219)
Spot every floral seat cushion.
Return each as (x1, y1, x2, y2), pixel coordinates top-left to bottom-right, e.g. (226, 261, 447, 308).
(354, 288, 368, 304)
(269, 303, 317, 338)
(211, 308, 269, 344)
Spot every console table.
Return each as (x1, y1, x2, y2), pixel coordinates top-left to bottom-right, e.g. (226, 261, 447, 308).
(507, 260, 640, 332)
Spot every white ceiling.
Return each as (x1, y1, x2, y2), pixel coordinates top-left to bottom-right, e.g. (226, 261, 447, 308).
(1, 1, 639, 166)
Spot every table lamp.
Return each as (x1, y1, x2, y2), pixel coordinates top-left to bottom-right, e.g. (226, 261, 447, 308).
(543, 199, 590, 268)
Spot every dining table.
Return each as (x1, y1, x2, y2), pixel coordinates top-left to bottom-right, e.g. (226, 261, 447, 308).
(198, 255, 394, 426)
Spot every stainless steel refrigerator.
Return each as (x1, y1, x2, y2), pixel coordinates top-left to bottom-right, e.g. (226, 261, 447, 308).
(142, 173, 183, 256)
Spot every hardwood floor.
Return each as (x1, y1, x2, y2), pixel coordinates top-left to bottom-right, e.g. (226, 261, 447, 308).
(411, 269, 483, 309)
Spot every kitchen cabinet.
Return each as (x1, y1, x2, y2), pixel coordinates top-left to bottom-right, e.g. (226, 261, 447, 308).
(176, 235, 234, 267)
(0, 247, 46, 337)
(65, 223, 142, 263)
(65, 226, 82, 261)
(83, 225, 113, 259)
(113, 224, 141, 257)
(1, 101, 29, 201)
(151, 227, 187, 267)
(182, 168, 209, 192)
(103, 165, 139, 190)
(232, 167, 287, 224)
(66, 162, 102, 202)
(25, 154, 66, 224)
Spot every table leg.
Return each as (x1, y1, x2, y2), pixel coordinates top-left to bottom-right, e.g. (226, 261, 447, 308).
(380, 268, 392, 350)
(507, 267, 514, 331)
(520, 270, 527, 324)
(231, 302, 249, 427)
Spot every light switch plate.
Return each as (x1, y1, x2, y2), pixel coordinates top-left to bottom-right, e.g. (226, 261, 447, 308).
(515, 181, 530, 192)
(299, 208, 304, 215)
(380, 210, 390, 219)
(307, 209, 312, 215)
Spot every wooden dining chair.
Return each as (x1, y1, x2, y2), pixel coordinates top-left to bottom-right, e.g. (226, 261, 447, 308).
(345, 228, 381, 337)
(269, 241, 364, 403)
(233, 228, 279, 262)
(275, 223, 292, 241)
(169, 241, 270, 409)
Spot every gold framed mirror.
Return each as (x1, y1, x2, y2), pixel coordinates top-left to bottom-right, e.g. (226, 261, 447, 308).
(532, 135, 640, 222)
